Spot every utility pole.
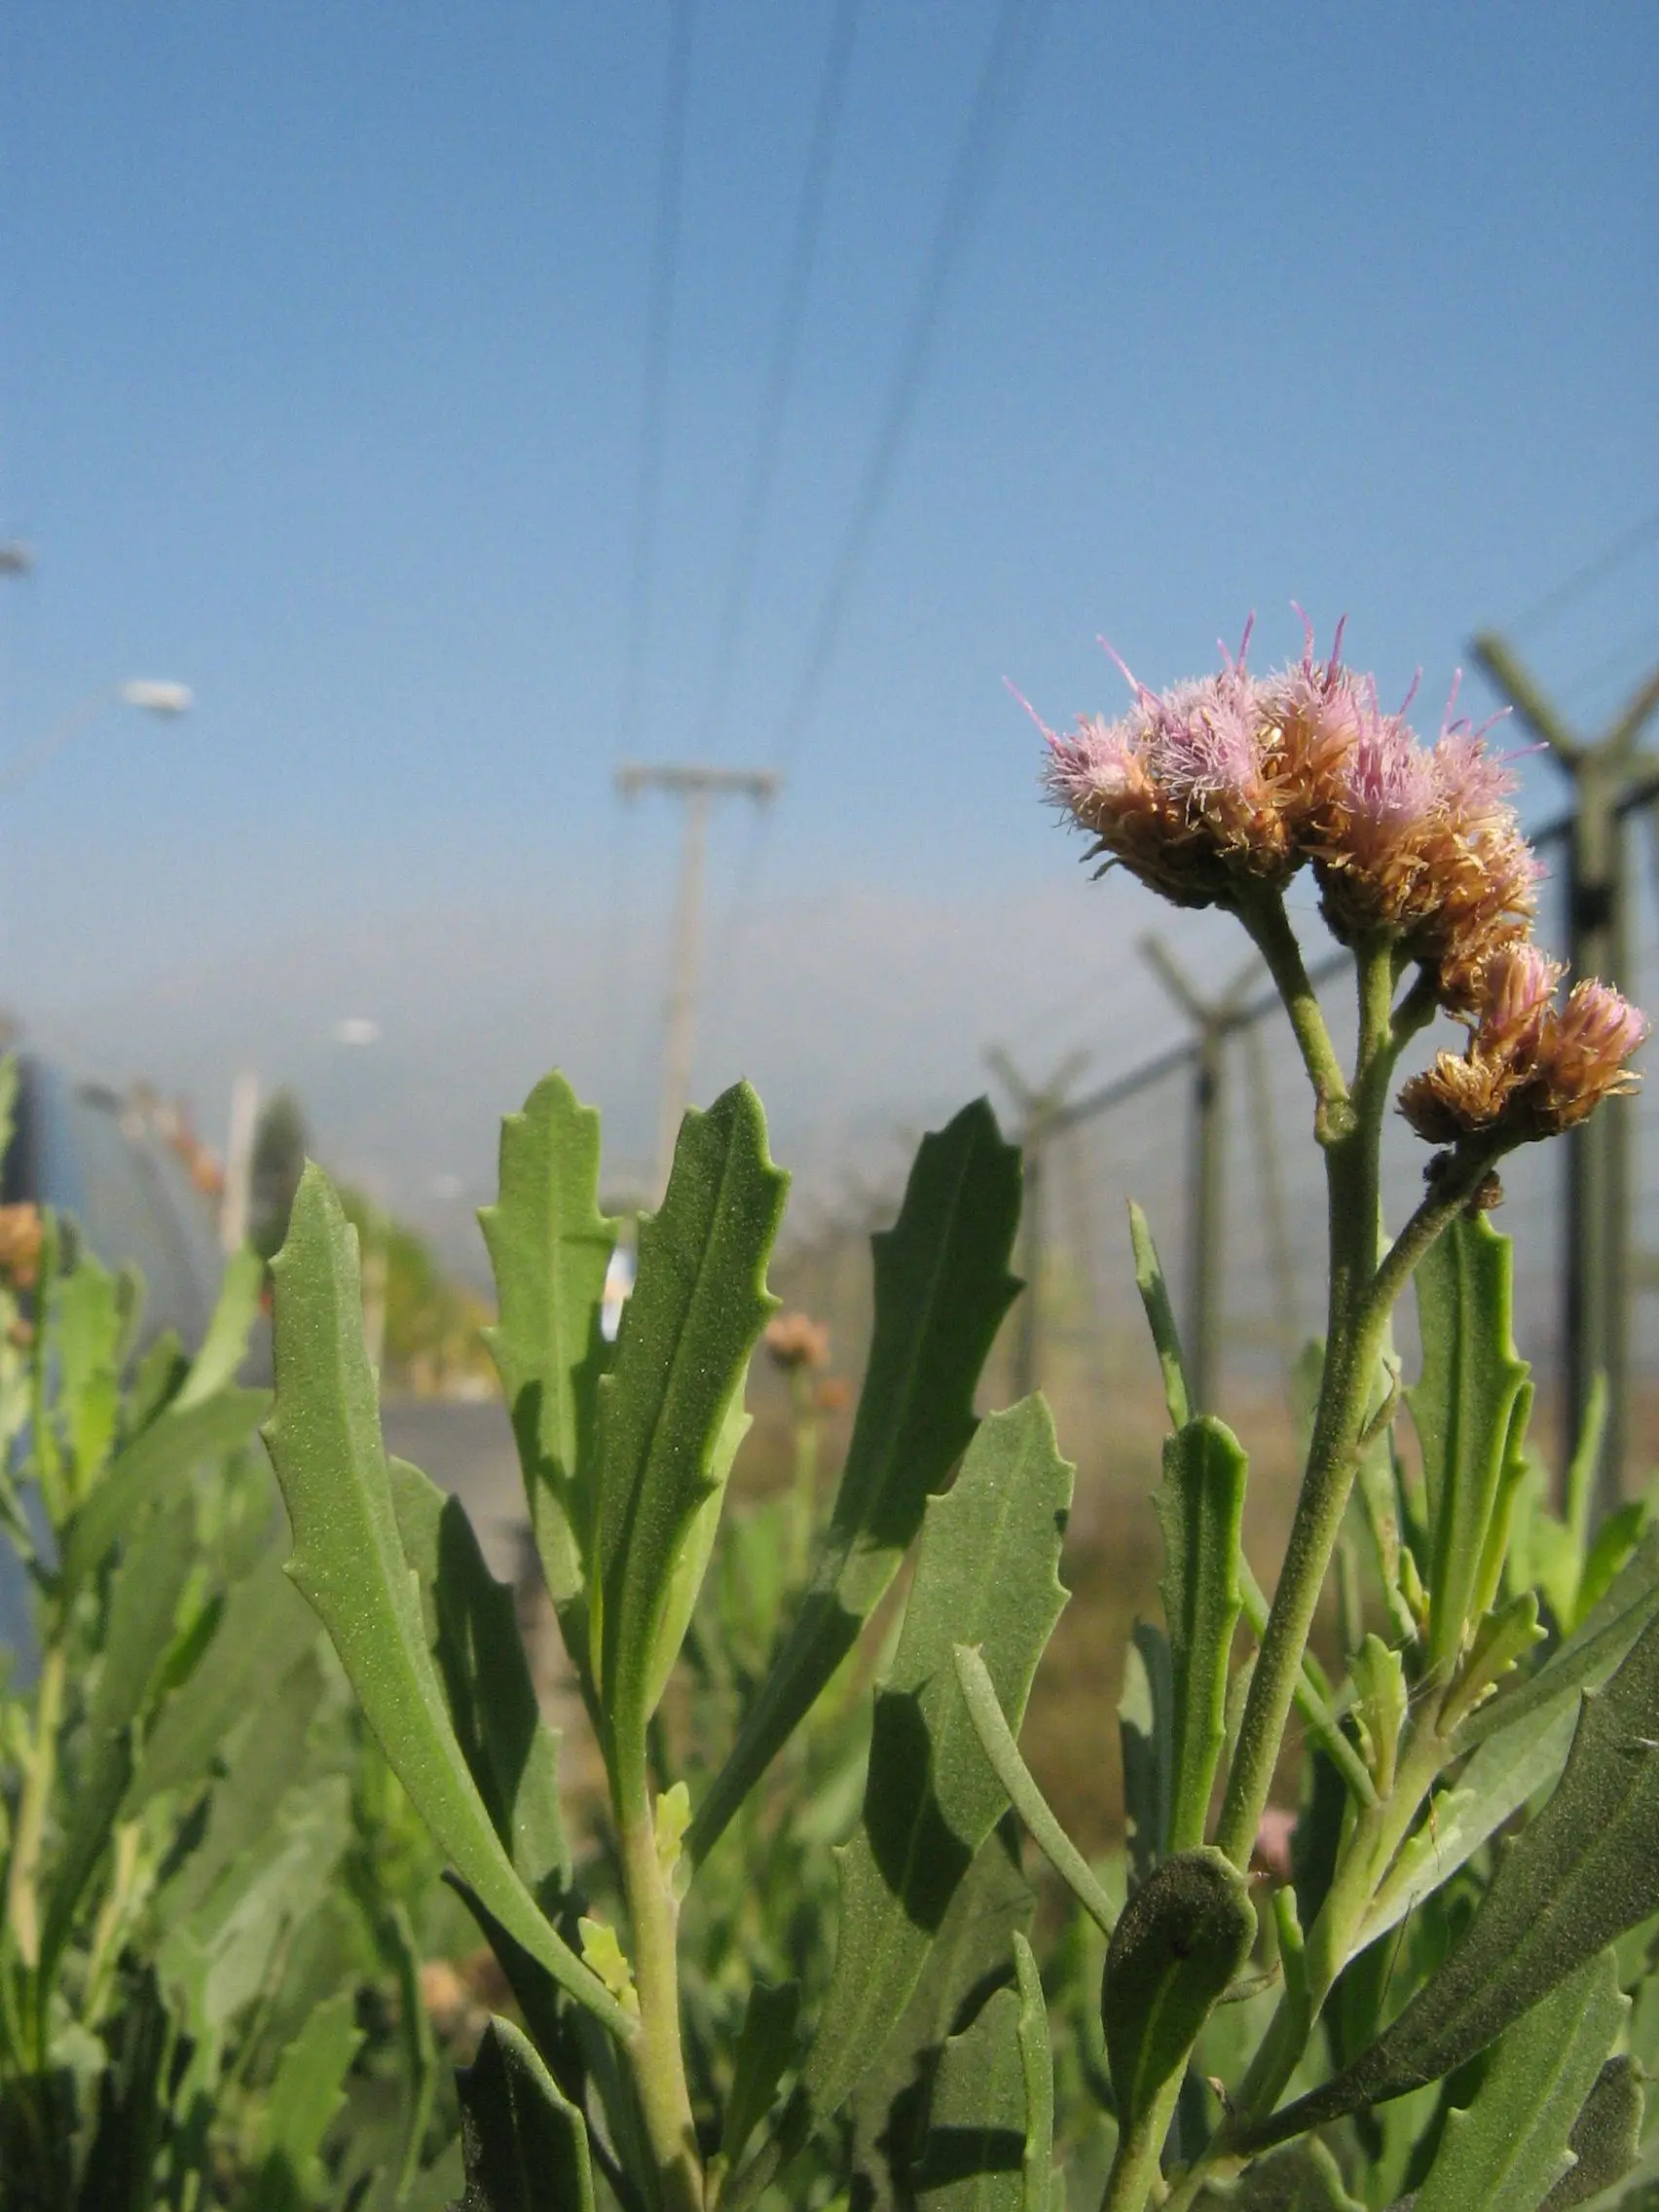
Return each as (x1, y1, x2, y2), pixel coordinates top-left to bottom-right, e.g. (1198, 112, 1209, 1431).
(985, 1046, 1089, 1402)
(616, 763, 779, 1198)
(1140, 940, 1260, 1415)
(1471, 637, 1659, 1511)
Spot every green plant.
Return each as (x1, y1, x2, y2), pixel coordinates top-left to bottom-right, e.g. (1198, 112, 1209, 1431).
(266, 620, 1659, 2210)
(0, 1066, 464, 2210)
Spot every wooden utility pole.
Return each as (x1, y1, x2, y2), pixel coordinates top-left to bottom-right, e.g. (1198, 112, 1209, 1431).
(1471, 636, 1659, 1508)
(985, 1046, 1089, 1401)
(616, 763, 779, 1198)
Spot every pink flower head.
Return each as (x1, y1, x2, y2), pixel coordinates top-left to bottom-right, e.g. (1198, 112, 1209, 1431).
(1472, 941, 1562, 1059)
(1533, 979, 1650, 1126)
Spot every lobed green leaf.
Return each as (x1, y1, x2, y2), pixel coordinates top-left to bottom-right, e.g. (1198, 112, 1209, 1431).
(913, 1984, 1027, 2211)
(1155, 1417, 1247, 1852)
(688, 1099, 1021, 1867)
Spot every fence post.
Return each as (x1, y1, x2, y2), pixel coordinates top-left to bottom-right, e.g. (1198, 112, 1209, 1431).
(986, 1048, 1089, 1402)
(1472, 638, 1659, 1511)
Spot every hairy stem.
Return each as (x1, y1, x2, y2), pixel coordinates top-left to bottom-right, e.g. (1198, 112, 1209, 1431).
(1237, 892, 1350, 1131)
(616, 1779, 702, 2212)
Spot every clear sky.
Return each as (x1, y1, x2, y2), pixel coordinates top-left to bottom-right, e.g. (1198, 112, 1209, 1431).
(0, 2, 1655, 1221)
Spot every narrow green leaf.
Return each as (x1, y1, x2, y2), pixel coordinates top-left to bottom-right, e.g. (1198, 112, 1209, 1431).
(843, 1824, 1035, 2212)
(127, 1558, 320, 1810)
(721, 1980, 801, 2176)
(1201, 2141, 1363, 2209)
(590, 1082, 787, 1768)
(800, 1398, 1073, 2121)
(265, 1164, 632, 2040)
(455, 2015, 595, 2212)
(388, 1456, 571, 1905)
(688, 1099, 1021, 1867)
(1128, 1202, 1190, 1429)
(953, 1642, 1117, 1936)
(1361, 1528, 1659, 1948)
(1538, 2054, 1643, 2210)
(914, 1984, 1027, 2211)
(1101, 1846, 1254, 2139)
(478, 1071, 617, 1622)
(55, 1253, 124, 1488)
(1408, 1217, 1530, 1672)
(1012, 1934, 1053, 2212)
(253, 1988, 365, 2195)
(1155, 1418, 1247, 1851)
(42, 1493, 197, 1978)
(60, 1383, 269, 1589)
(383, 1899, 440, 2202)
(176, 1242, 265, 1410)
(1253, 1606, 1659, 2148)
(1120, 1623, 1173, 1891)
(644, 1383, 752, 1718)
(1412, 1950, 1626, 2212)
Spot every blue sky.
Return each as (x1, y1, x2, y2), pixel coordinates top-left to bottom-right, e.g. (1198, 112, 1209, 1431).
(0, 2, 1655, 1212)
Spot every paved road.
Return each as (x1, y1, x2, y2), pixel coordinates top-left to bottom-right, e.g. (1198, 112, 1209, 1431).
(380, 1399, 530, 1582)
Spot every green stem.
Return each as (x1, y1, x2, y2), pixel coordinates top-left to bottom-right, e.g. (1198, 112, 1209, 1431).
(616, 1771, 702, 2212)
(1236, 893, 1350, 1131)
(1100, 2071, 1183, 2212)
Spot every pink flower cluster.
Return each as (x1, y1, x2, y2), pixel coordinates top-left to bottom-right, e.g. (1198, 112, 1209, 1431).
(1040, 616, 1647, 1151)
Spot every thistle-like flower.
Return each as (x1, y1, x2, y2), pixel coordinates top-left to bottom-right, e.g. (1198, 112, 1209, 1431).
(1399, 948, 1647, 1149)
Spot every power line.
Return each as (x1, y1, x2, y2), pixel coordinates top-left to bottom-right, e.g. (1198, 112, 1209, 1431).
(1504, 506, 1659, 639)
(769, 0, 1055, 768)
(694, 0, 862, 759)
(617, 0, 697, 759)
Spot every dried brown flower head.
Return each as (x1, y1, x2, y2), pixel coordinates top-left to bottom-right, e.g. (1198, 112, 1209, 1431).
(764, 1311, 831, 1373)
(0, 1203, 43, 1290)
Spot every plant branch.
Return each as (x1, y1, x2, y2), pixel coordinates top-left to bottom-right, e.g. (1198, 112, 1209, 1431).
(1236, 891, 1351, 1134)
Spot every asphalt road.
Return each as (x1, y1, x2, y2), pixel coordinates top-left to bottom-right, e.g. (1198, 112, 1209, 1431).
(380, 1398, 530, 1583)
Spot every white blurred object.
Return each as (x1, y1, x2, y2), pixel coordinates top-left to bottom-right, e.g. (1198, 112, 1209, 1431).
(220, 1070, 260, 1253)
(118, 679, 194, 715)
(333, 1016, 381, 1047)
(601, 1242, 636, 1342)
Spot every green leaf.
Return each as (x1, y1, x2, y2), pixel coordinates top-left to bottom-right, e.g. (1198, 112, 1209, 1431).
(589, 1082, 787, 1769)
(76, 1963, 171, 2212)
(1361, 1529, 1659, 1949)
(953, 1641, 1117, 1936)
(644, 1382, 752, 1719)
(60, 1382, 269, 1589)
(1128, 1201, 1190, 1430)
(1412, 1950, 1626, 2212)
(265, 1163, 632, 2041)
(844, 1823, 1036, 2212)
(455, 2015, 595, 2212)
(800, 1398, 1073, 2122)
(1408, 1217, 1530, 1672)
(252, 1989, 365, 2207)
(1537, 2054, 1643, 2210)
(41, 1493, 197, 1979)
(1200, 2141, 1363, 2209)
(1101, 1846, 1254, 2140)
(721, 1980, 801, 2177)
(478, 1072, 617, 1623)
(55, 1252, 124, 1489)
(176, 1242, 265, 1411)
(688, 1099, 1021, 1867)
(1254, 1606, 1659, 2149)
(1120, 1623, 1174, 1890)
(1155, 1417, 1247, 1851)
(1013, 1933, 1054, 2212)
(387, 1456, 571, 1905)
(127, 1557, 320, 1810)
(914, 1984, 1027, 2211)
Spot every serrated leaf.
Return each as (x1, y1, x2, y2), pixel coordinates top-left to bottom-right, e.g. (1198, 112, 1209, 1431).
(688, 1100, 1021, 1866)
(1538, 2054, 1643, 2210)
(1413, 1949, 1626, 2212)
(1407, 1217, 1530, 1672)
(265, 1164, 631, 2040)
(590, 1082, 786, 1771)
(60, 1383, 269, 1590)
(914, 1984, 1027, 2211)
(127, 1557, 320, 1810)
(478, 1072, 617, 1626)
(388, 1456, 570, 1905)
(1101, 1846, 1253, 2138)
(1120, 1623, 1173, 1890)
(176, 1242, 265, 1411)
(1254, 1606, 1659, 2148)
(41, 1493, 197, 1978)
(801, 1400, 1073, 2123)
(455, 2015, 595, 2212)
(1361, 1528, 1659, 1949)
(1155, 1417, 1246, 1852)
(846, 1823, 1036, 2212)
(253, 1988, 364, 2198)
(1013, 1933, 1053, 2212)
(645, 1384, 752, 1718)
